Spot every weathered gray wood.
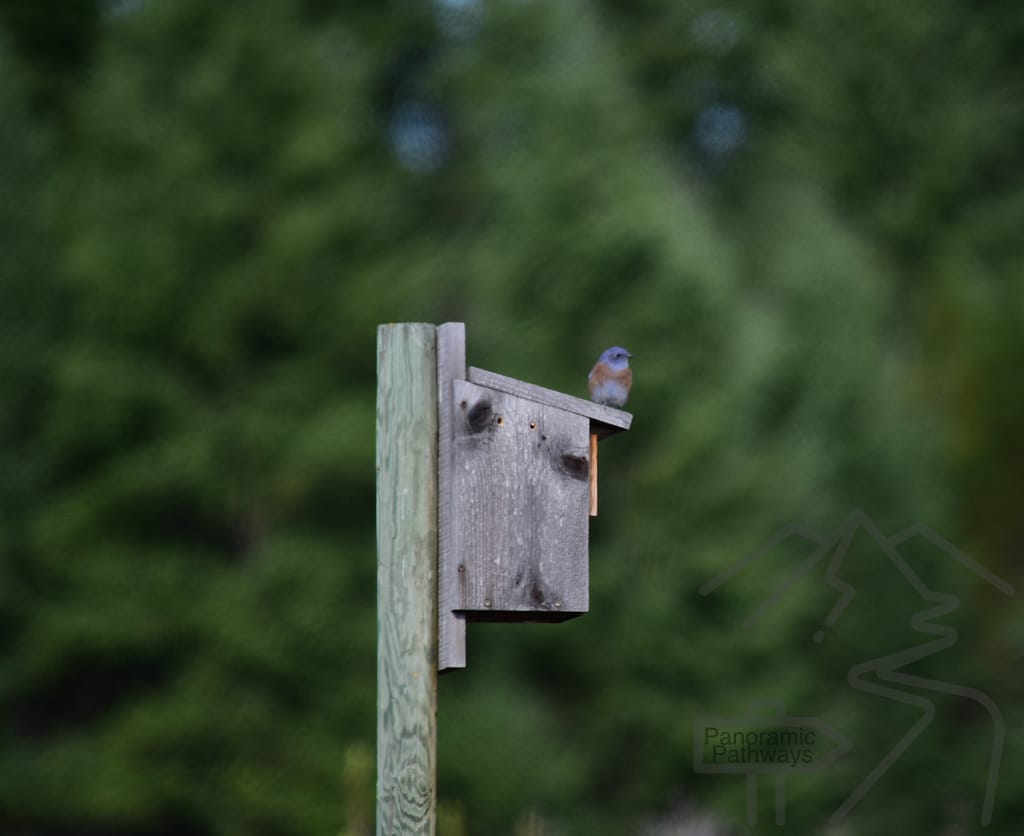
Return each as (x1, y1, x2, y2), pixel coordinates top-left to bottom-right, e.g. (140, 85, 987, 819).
(436, 322, 467, 672)
(376, 324, 437, 836)
(467, 366, 632, 438)
(451, 378, 590, 619)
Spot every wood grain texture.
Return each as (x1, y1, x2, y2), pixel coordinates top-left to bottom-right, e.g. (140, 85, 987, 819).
(376, 324, 437, 836)
(452, 378, 590, 620)
(467, 366, 632, 438)
(436, 322, 467, 672)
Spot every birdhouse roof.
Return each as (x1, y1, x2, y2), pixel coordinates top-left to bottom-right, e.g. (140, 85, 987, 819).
(467, 367, 632, 439)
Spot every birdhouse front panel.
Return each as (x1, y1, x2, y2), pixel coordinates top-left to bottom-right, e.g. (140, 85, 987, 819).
(450, 378, 590, 620)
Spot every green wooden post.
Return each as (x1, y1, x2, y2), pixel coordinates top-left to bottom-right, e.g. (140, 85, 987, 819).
(376, 323, 438, 836)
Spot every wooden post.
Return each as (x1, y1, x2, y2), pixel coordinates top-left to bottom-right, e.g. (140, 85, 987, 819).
(376, 324, 437, 836)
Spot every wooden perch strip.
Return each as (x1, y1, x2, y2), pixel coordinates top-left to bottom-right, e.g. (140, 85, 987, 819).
(589, 432, 598, 517)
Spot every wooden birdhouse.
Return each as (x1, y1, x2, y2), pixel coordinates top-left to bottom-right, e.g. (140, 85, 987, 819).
(437, 323, 631, 670)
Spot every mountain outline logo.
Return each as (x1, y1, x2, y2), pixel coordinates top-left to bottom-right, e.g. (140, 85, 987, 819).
(697, 510, 1014, 826)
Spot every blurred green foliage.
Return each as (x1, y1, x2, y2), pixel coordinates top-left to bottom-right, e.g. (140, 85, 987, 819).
(1, 1, 1021, 834)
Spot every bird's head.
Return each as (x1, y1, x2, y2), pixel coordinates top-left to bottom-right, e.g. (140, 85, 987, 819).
(599, 346, 632, 371)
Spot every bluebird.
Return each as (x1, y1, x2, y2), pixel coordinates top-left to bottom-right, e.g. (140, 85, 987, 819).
(588, 346, 632, 408)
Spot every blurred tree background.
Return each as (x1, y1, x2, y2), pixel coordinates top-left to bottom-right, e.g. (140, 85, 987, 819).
(0, 0, 1021, 834)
